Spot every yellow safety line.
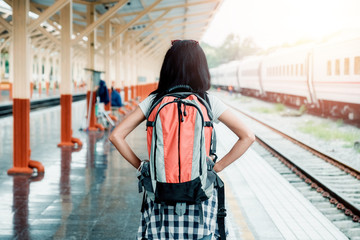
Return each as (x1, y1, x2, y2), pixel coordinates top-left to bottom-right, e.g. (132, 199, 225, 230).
(225, 181, 256, 240)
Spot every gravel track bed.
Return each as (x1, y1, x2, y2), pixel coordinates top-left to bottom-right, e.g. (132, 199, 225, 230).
(212, 91, 360, 172)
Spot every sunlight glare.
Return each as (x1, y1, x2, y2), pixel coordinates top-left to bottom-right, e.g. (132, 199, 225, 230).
(203, 0, 360, 48)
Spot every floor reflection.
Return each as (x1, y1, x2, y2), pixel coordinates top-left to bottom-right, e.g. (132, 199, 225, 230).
(12, 175, 30, 239)
(86, 131, 105, 168)
(12, 173, 44, 239)
(1, 106, 141, 239)
(53, 147, 74, 239)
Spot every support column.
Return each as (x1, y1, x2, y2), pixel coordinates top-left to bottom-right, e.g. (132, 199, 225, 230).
(54, 58, 60, 95)
(104, 20, 111, 108)
(29, 48, 34, 98)
(130, 39, 134, 100)
(114, 34, 122, 93)
(123, 35, 130, 102)
(9, 41, 13, 100)
(44, 53, 50, 96)
(103, 20, 117, 122)
(8, 0, 44, 175)
(58, 1, 82, 147)
(86, 5, 103, 131)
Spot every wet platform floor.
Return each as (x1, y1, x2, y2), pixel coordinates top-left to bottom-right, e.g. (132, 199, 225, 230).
(0, 100, 348, 240)
(0, 101, 145, 239)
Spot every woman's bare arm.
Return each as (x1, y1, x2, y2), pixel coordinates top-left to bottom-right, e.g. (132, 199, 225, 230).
(213, 109, 255, 173)
(109, 107, 146, 169)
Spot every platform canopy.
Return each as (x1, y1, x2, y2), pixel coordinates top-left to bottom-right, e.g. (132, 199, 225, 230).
(0, 0, 223, 61)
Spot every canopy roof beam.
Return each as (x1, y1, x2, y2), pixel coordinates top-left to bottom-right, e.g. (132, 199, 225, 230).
(71, 0, 128, 45)
(0, 15, 12, 32)
(115, 0, 220, 18)
(28, 0, 70, 33)
(95, 0, 162, 53)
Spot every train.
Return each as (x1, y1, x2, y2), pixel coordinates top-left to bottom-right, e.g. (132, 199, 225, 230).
(210, 37, 360, 123)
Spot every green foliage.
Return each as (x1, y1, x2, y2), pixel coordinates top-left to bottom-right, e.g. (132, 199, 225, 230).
(298, 105, 307, 114)
(274, 103, 285, 112)
(251, 106, 273, 113)
(201, 34, 260, 68)
(251, 104, 286, 114)
(297, 120, 360, 145)
(336, 119, 343, 127)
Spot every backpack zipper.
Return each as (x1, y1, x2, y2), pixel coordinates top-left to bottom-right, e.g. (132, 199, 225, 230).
(177, 100, 182, 183)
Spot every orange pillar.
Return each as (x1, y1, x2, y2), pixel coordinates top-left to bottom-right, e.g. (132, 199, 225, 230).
(105, 88, 111, 111)
(58, 95, 82, 147)
(38, 82, 41, 96)
(124, 86, 129, 102)
(58, 3, 83, 147)
(105, 88, 118, 122)
(30, 82, 33, 98)
(8, 99, 45, 174)
(46, 82, 49, 96)
(86, 91, 104, 131)
(9, 82, 12, 100)
(135, 85, 139, 100)
(8, 0, 44, 175)
(8, 99, 33, 174)
(131, 85, 135, 99)
(53, 82, 56, 95)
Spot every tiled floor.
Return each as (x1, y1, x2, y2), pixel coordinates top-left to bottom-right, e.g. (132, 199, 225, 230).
(0, 99, 348, 240)
(0, 101, 142, 239)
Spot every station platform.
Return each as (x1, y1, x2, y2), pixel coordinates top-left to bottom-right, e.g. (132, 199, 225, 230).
(0, 100, 348, 239)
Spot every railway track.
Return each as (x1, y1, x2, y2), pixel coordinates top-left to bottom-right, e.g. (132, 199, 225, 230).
(226, 101, 360, 239)
(0, 93, 86, 117)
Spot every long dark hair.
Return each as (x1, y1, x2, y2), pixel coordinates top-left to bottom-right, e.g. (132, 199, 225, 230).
(151, 40, 211, 103)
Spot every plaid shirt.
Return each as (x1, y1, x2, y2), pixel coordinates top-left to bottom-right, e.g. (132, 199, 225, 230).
(137, 189, 221, 240)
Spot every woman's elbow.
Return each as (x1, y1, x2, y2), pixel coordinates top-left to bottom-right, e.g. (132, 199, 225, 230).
(246, 131, 256, 145)
(108, 134, 115, 144)
(109, 132, 119, 145)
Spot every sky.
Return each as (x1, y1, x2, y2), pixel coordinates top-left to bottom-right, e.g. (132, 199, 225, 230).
(202, 0, 360, 49)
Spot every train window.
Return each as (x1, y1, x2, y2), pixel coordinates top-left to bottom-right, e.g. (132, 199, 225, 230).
(296, 64, 298, 76)
(300, 64, 304, 76)
(287, 65, 290, 75)
(344, 58, 349, 75)
(327, 60, 332, 75)
(335, 59, 340, 75)
(290, 65, 293, 75)
(355, 56, 360, 75)
(283, 66, 285, 75)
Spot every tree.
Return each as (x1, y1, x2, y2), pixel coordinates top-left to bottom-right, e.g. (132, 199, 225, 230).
(201, 34, 259, 68)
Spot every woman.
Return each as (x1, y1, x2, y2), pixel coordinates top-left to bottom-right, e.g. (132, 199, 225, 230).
(109, 40, 255, 239)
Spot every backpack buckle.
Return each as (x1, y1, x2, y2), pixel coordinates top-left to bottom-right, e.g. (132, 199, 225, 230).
(218, 207, 227, 218)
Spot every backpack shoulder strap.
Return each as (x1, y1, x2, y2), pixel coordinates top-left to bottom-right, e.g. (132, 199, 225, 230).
(216, 175, 227, 240)
(192, 92, 214, 121)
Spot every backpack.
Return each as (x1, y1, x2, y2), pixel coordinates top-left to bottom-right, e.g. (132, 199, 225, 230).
(138, 85, 227, 239)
